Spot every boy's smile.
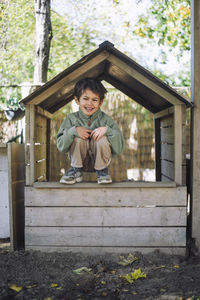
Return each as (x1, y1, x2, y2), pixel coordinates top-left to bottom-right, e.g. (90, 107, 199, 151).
(75, 89, 102, 116)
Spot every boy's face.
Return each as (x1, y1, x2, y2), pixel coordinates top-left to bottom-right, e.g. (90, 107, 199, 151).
(75, 89, 103, 116)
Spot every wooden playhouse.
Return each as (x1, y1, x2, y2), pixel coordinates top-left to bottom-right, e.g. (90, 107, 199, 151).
(11, 41, 192, 254)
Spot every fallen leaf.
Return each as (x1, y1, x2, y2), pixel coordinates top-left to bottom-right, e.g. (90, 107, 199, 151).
(102, 292, 107, 296)
(56, 286, 62, 290)
(121, 268, 147, 284)
(44, 298, 52, 300)
(50, 283, 58, 288)
(101, 280, 106, 285)
(9, 284, 23, 292)
(173, 264, 180, 268)
(132, 291, 137, 295)
(117, 253, 138, 266)
(26, 284, 37, 289)
(73, 267, 92, 275)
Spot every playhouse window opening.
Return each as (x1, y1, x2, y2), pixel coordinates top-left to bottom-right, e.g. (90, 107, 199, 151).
(49, 88, 156, 183)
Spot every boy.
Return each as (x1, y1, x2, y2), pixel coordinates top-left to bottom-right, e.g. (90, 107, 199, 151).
(57, 78, 125, 184)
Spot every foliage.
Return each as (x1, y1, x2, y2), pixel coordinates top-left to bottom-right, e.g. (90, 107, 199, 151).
(0, 0, 191, 110)
(0, 0, 35, 85)
(0, 87, 22, 110)
(134, 0, 190, 57)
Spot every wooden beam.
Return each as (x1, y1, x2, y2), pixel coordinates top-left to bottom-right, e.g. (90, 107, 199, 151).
(25, 106, 30, 186)
(107, 54, 183, 106)
(27, 51, 110, 105)
(29, 104, 35, 185)
(174, 105, 183, 185)
(154, 107, 174, 119)
(154, 118, 161, 181)
(36, 106, 53, 119)
(191, 0, 200, 251)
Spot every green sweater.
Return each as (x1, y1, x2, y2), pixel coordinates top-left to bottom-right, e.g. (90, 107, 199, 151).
(57, 108, 125, 155)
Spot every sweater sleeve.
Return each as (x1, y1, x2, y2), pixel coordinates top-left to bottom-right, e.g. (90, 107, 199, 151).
(56, 115, 79, 153)
(105, 118, 125, 155)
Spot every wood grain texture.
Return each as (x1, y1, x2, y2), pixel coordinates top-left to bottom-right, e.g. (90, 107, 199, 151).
(25, 206, 186, 227)
(25, 227, 186, 247)
(25, 185, 187, 207)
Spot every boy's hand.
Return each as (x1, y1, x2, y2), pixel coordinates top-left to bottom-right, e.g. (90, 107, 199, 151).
(76, 127, 92, 140)
(91, 127, 107, 141)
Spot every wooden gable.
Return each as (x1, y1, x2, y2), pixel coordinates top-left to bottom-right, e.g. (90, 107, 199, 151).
(20, 41, 192, 114)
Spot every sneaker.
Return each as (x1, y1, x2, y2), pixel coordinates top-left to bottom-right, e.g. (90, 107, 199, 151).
(60, 167, 83, 184)
(96, 167, 112, 184)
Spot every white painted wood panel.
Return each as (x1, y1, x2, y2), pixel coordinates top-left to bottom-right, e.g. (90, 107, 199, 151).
(161, 159, 174, 180)
(0, 146, 10, 238)
(25, 227, 186, 247)
(25, 186, 187, 207)
(161, 143, 174, 162)
(25, 206, 186, 227)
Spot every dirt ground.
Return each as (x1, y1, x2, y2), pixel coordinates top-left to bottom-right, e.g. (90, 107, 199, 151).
(0, 240, 200, 300)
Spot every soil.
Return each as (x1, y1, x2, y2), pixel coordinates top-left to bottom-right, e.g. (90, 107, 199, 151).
(0, 240, 200, 300)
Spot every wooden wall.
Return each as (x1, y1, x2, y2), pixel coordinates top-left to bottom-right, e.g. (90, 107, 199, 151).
(25, 182, 187, 255)
(154, 105, 186, 184)
(25, 105, 51, 185)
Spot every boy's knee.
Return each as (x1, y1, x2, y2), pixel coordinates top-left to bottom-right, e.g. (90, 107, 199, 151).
(96, 136, 109, 147)
(74, 137, 87, 145)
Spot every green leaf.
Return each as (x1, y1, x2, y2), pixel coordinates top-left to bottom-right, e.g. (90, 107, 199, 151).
(121, 268, 147, 284)
(73, 267, 92, 275)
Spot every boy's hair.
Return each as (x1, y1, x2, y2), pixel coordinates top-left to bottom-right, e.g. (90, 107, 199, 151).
(74, 78, 107, 101)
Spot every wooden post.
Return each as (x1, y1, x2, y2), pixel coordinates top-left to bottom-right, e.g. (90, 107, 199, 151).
(29, 104, 35, 185)
(191, 0, 200, 251)
(174, 105, 183, 185)
(154, 118, 161, 181)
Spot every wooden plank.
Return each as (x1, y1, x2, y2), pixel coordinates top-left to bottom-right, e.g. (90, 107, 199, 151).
(28, 51, 110, 105)
(161, 143, 174, 162)
(154, 118, 161, 181)
(25, 207, 186, 227)
(46, 118, 51, 181)
(35, 160, 46, 181)
(25, 227, 186, 247)
(174, 105, 183, 184)
(160, 115, 174, 127)
(25, 186, 187, 207)
(8, 143, 25, 250)
(34, 144, 46, 161)
(161, 126, 174, 144)
(25, 105, 30, 186)
(36, 106, 53, 119)
(29, 104, 35, 185)
(191, 0, 200, 250)
(33, 181, 177, 188)
(154, 107, 174, 119)
(107, 54, 182, 106)
(161, 174, 174, 182)
(25, 245, 186, 256)
(161, 159, 174, 180)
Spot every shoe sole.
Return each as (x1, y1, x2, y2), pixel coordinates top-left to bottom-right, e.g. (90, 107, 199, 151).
(60, 176, 83, 184)
(98, 179, 112, 184)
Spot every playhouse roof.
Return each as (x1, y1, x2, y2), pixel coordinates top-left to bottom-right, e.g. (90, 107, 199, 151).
(20, 41, 191, 114)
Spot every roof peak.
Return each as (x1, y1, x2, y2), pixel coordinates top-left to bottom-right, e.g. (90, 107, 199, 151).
(99, 41, 114, 48)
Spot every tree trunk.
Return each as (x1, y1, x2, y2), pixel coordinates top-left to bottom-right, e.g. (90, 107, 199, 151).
(34, 0, 52, 84)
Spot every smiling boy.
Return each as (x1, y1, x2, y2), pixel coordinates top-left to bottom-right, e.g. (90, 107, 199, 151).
(57, 78, 125, 184)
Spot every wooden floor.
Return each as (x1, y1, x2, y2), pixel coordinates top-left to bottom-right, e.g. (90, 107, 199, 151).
(25, 181, 187, 255)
